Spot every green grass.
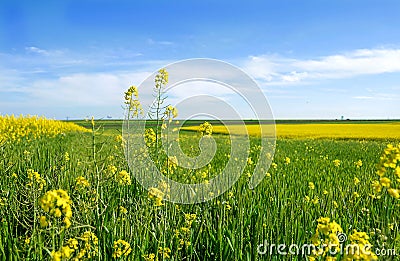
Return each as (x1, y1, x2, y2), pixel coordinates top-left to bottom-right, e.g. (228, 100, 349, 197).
(0, 122, 399, 260)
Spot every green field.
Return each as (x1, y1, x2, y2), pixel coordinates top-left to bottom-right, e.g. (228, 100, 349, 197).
(1, 118, 399, 260)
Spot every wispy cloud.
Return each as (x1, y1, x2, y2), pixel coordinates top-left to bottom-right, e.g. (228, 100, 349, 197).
(244, 48, 400, 84)
(24, 46, 65, 57)
(147, 38, 174, 46)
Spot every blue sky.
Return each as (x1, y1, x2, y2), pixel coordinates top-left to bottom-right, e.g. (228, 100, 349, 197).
(1, 0, 400, 119)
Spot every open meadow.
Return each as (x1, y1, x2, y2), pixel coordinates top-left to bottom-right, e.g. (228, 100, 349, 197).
(0, 115, 399, 260)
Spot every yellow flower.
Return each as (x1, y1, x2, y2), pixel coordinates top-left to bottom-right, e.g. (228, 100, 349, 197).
(155, 68, 169, 88)
(354, 159, 362, 168)
(284, 157, 291, 164)
(39, 216, 48, 228)
(353, 177, 360, 185)
(67, 238, 79, 250)
(184, 213, 197, 226)
(60, 246, 74, 258)
(119, 206, 128, 215)
(75, 176, 90, 187)
(108, 165, 118, 174)
(0, 197, 7, 206)
(372, 180, 382, 193)
(143, 253, 156, 261)
(124, 86, 143, 115)
(343, 230, 377, 260)
(395, 167, 400, 178)
(64, 152, 70, 162)
(148, 187, 164, 207)
(27, 169, 46, 190)
(112, 239, 132, 258)
(247, 157, 254, 165)
(158, 247, 171, 259)
(199, 121, 213, 136)
(144, 128, 156, 147)
(51, 251, 62, 261)
(271, 163, 278, 169)
(40, 189, 73, 228)
(309, 217, 343, 259)
(388, 188, 399, 199)
(380, 177, 391, 187)
(165, 105, 178, 120)
(76, 230, 99, 258)
(333, 159, 341, 167)
(116, 170, 131, 185)
(308, 182, 315, 190)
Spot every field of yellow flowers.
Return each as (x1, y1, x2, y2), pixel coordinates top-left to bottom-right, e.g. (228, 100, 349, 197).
(1, 69, 399, 260)
(0, 114, 399, 260)
(183, 122, 400, 140)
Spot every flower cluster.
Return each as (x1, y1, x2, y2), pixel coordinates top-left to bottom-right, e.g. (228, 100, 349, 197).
(112, 239, 132, 258)
(342, 230, 378, 260)
(26, 169, 46, 191)
(75, 176, 90, 188)
(148, 187, 164, 207)
(143, 253, 156, 261)
(164, 105, 178, 121)
(309, 217, 343, 260)
(198, 121, 213, 136)
(371, 144, 400, 199)
(51, 231, 99, 260)
(155, 68, 169, 88)
(333, 159, 341, 167)
(40, 189, 72, 228)
(158, 247, 171, 259)
(116, 170, 131, 186)
(174, 213, 197, 250)
(144, 128, 156, 147)
(124, 85, 143, 117)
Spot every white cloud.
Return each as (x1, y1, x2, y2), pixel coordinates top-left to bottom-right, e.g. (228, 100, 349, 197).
(147, 38, 174, 46)
(27, 71, 152, 106)
(353, 96, 374, 100)
(25, 46, 65, 57)
(244, 48, 400, 84)
(25, 46, 49, 55)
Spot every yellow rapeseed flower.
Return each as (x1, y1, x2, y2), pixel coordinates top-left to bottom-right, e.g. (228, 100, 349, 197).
(380, 177, 391, 187)
(388, 188, 399, 199)
(112, 239, 132, 258)
(354, 159, 363, 168)
(284, 157, 291, 164)
(116, 170, 131, 185)
(333, 159, 341, 167)
(75, 176, 90, 187)
(39, 216, 48, 228)
(40, 189, 72, 228)
(158, 247, 171, 259)
(198, 121, 213, 136)
(148, 187, 164, 207)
